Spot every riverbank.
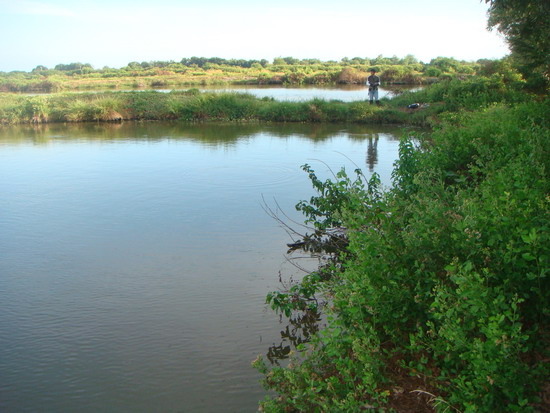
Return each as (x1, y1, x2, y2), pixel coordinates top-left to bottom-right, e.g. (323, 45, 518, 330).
(253, 78, 549, 411)
(3, 58, 547, 411)
(0, 76, 530, 128)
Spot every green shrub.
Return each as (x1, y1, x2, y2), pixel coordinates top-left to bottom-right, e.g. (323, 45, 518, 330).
(256, 99, 549, 412)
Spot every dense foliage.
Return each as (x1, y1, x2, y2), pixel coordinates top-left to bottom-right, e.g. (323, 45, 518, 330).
(485, 0, 550, 90)
(254, 92, 549, 411)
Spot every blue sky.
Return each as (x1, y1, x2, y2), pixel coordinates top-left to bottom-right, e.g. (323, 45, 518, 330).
(0, 0, 509, 72)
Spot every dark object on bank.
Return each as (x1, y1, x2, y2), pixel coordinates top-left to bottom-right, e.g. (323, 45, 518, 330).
(408, 103, 420, 109)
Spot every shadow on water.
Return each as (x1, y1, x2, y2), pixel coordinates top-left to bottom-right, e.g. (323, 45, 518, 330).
(267, 308, 323, 365)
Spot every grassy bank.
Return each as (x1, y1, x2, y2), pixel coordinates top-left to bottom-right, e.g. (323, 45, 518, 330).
(253, 88, 549, 410)
(0, 75, 531, 127)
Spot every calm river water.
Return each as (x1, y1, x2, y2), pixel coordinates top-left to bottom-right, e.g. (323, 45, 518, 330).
(164, 84, 421, 102)
(0, 121, 404, 412)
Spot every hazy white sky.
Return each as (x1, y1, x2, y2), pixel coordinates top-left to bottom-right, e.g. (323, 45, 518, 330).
(0, 0, 509, 72)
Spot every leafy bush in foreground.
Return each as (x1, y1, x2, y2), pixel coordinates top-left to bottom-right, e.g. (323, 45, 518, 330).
(255, 99, 549, 412)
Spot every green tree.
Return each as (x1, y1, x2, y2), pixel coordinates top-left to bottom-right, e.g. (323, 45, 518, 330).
(485, 0, 550, 89)
(272, 57, 287, 65)
(402, 54, 418, 65)
(54, 62, 93, 71)
(282, 57, 300, 65)
(31, 65, 48, 73)
(429, 56, 460, 73)
(126, 61, 141, 70)
(372, 54, 391, 65)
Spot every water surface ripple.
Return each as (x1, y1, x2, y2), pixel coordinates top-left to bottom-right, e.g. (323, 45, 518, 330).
(0, 122, 402, 412)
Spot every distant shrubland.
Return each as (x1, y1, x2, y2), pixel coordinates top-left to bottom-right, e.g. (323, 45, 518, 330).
(0, 55, 520, 93)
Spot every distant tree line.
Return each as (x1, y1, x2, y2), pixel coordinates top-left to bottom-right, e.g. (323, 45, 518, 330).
(26, 55, 491, 74)
(0, 54, 524, 93)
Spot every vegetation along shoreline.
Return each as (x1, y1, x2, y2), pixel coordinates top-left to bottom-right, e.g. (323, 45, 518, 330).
(252, 1, 550, 408)
(2, 0, 549, 409)
(0, 69, 537, 128)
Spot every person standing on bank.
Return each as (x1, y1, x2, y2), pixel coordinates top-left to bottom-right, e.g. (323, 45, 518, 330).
(367, 69, 381, 105)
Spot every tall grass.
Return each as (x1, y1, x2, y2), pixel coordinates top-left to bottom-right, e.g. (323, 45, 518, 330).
(0, 91, 382, 125)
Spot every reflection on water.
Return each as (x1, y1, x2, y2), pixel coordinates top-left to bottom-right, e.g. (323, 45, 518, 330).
(0, 121, 404, 412)
(0, 121, 403, 144)
(266, 309, 322, 365)
(367, 133, 379, 172)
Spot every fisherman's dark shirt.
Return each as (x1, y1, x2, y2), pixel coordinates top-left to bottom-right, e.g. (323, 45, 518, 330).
(367, 74, 380, 89)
